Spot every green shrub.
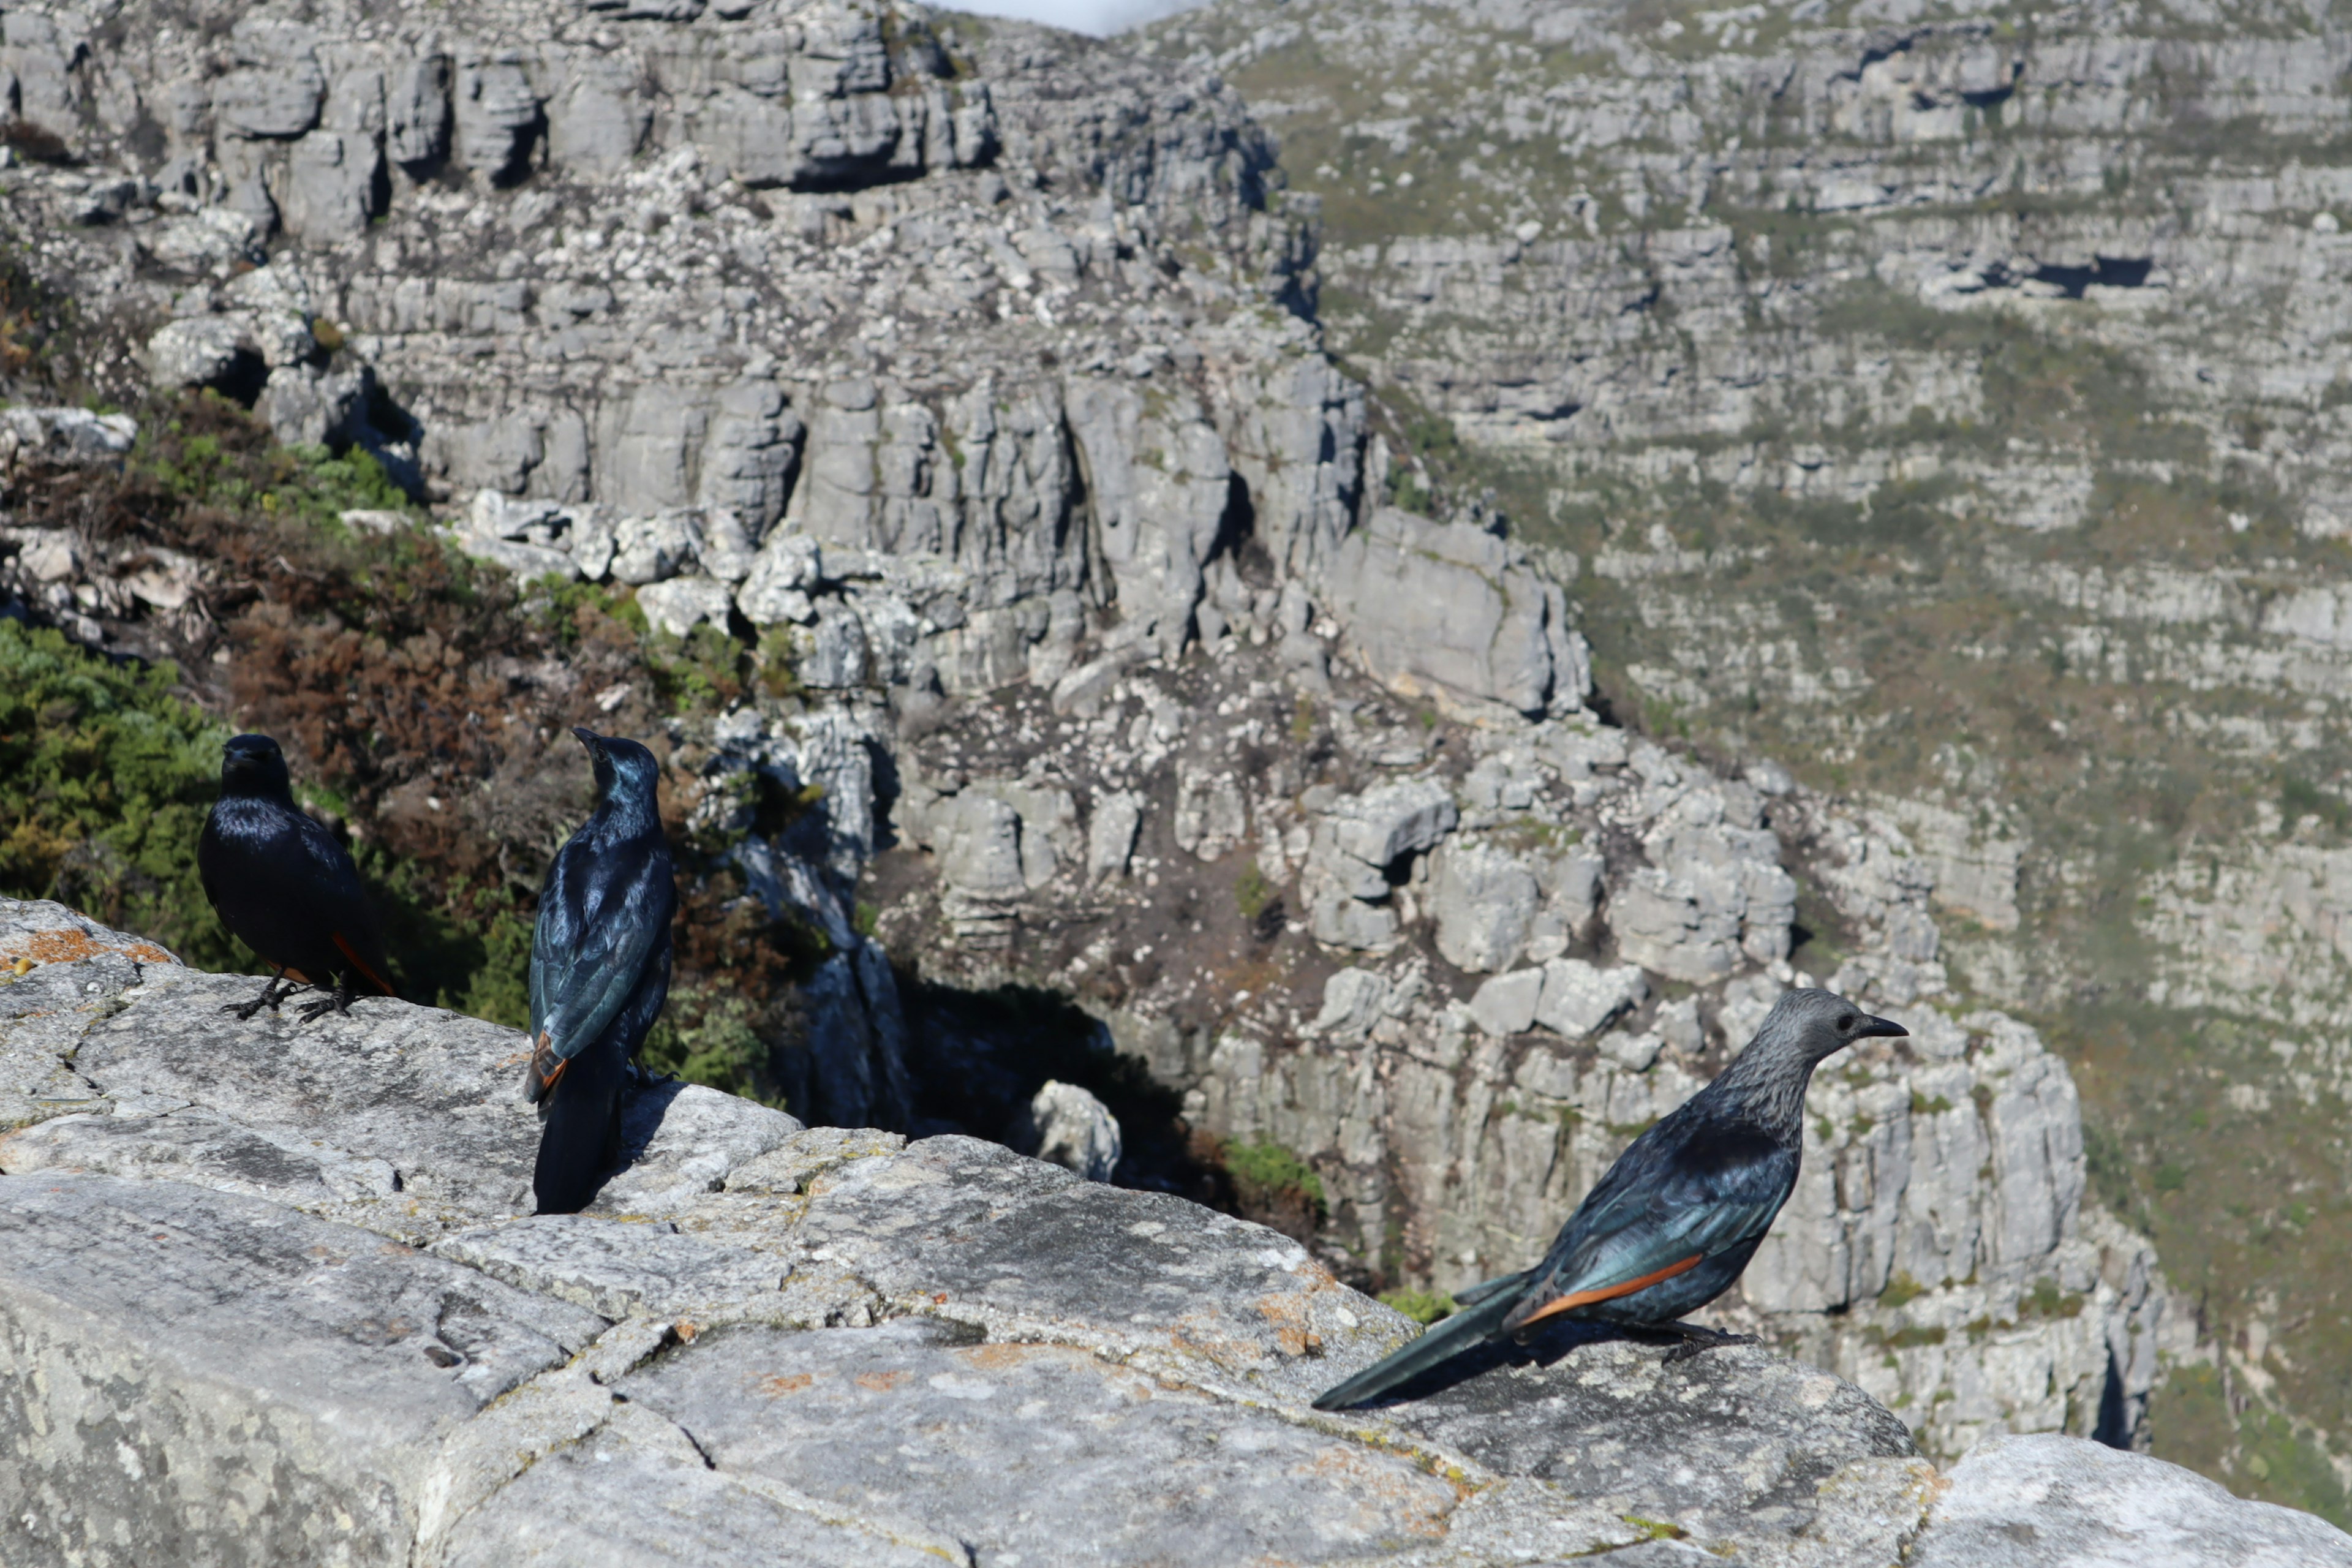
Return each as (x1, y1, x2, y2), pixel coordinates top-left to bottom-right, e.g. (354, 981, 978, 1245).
(1235, 861, 1274, 921)
(1378, 1288, 1458, 1325)
(0, 620, 238, 969)
(1223, 1139, 1325, 1213)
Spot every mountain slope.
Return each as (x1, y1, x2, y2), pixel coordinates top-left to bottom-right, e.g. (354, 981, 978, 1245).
(1147, 0, 2352, 1517)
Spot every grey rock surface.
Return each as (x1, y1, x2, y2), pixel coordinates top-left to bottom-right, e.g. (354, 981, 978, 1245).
(1322, 507, 1589, 718)
(0, 896, 2069, 1567)
(1912, 1433, 2352, 1567)
(0, 0, 2294, 1514)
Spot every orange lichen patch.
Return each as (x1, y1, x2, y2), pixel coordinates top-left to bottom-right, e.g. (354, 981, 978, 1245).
(0, 929, 179, 969)
(674, 1319, 699, 1343)
(760, 1373, 814, 1396)
(1169, 1310, 1270, 1370)
(1300, 1444, 1466, 1523)
(854, 1369, 912, 1392)
(959, 1343, 1035, 1373)
(1253, 1289, 1320, 1358)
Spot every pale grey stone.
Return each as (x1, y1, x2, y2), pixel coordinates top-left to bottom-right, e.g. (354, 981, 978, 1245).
(454, 59, 540, 179)
(1324, 777, 1459, 870)
(450, 528, 580, 582)
(622, 1317, 1460, 1566)
(0, 1172, 603, 1565)
(0, 407, 136, 471)
(256, 364, 366, 448)
(1320, 508, 1585, 718)
(1173, 762, 1248, 861)
(430, 1215, 788, 1318)
(145, 316, 251, 390)
(1910, 1433, 2352, 1567)
(1027, 1079, 1121, 1182)
(284, 129, 380, 239)
(386, 55, 450, 166)
(637, 575, 737, 638)
(932, 791, 1027, 901)
(800, 598, 870, 687)
(1468, 967, 1545, 1036)
(442, 1401, 948, 1568)
(611, 509, 703, 586)
(1431, 840, 1540, 973)
(214, 60, 325, 139)
(1532, 957, 1647, 1038)
(697, 509, 761, 584)
(0, 905, 2249, 1564)
(1310, 967, 1389, 1040)
(1305, 867, 1400, 951)
(1085, 790, 1142, 883)
(1596, 1030, 1664, 1071)
(736, 532, 824, 625)
(592, 1082, 803, 1218)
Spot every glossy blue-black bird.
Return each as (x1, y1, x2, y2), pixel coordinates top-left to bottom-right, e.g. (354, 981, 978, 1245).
(526, 727, 675, 1216)
(1313, 989, 1906, 1410)
(198, 733, 396, 1022)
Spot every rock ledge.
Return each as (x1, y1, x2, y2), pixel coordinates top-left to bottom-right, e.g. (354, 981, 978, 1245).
(1, 898, 2342, 1567)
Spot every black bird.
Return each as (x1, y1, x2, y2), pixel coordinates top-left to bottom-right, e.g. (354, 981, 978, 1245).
(197, 733, 396, 1022)
(525, 728, 675, 1216)
(1313, 989, 1907, 1411)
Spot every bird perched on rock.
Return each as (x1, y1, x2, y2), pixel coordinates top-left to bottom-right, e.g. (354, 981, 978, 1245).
(525, 727, 675, 1216)
(198, 733, 396, 1022)
(1313, 989, 1906, 1411)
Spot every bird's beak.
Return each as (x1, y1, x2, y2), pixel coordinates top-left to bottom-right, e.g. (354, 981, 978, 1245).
(1858, 1015, 1908, 1039)
(571, 726, 601, 752)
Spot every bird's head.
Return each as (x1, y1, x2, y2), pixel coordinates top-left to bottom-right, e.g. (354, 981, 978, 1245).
(217, 733, 293, 801)
(1755, 987, 1908, 1065)
(572, 727, 662, 813)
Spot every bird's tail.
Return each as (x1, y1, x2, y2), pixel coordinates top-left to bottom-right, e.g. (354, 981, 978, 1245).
(1448, 1272, 1524, 1308)
(533, 1043, 625, 1215)
(1310, 1272, 1530, 1412)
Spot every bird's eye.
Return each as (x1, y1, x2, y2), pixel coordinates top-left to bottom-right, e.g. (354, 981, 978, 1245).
(1836, 1014, 1855, 1031)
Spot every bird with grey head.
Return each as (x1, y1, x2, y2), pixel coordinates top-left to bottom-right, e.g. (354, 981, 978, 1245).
(1313, 987, 1907, 1411)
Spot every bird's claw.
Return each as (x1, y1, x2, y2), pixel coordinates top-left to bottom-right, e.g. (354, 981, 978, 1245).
(223, 979, 287, 1020)
(295, 987, 355, 1023)
(1660, 1330, 1758, 1365)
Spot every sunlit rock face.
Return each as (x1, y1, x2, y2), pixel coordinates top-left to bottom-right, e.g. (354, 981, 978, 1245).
(0, 0, 2215, 1488)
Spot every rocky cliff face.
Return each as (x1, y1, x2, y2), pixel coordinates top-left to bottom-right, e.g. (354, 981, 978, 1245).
(8, 895, 2348, 1567)
(0, 0, 2220, 1489)
(1145, 0, 2352, 1510)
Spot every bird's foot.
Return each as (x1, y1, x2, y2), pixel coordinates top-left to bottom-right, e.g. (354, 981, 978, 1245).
(223, 978, 287, 1020)
(295, 982, 356, 1023)
(1659, 1327, 1759, 1365)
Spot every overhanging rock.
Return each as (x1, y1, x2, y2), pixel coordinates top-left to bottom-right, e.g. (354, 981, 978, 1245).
(2, 897, 2343, 1567)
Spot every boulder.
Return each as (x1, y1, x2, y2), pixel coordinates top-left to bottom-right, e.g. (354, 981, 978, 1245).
(1431, 840, 1540, 973)
(1025, 1079, 1122, 1182)
(1912, 1433, 2352, 1566)
(1532, 957, 1648, 1039)
(637, 575, 737, 638)
(1320, 507, 1589, 718)
(1468, 967, 1545, 1036)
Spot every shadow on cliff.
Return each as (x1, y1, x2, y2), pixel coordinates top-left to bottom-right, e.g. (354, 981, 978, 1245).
(893, 970, 1237, 1208)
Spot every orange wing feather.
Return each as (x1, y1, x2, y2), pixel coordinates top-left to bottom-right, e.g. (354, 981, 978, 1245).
(330, 932, 398, 997)
(527, 1030, 568, 1098)
(1510, 1253, 1705, 1329)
